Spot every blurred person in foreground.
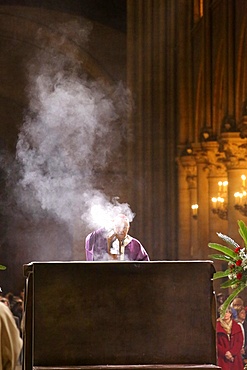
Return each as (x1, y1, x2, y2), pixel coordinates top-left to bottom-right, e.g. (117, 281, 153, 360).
(85, 214, 150, 261)
(0, 301, 22, 370)
(231, 297, 245, 320)
(216, 293, 227, 317)
(217, 305, 244, 370)
(235, 306, 247, 366)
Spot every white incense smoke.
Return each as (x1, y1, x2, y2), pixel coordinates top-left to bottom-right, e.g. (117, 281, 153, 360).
(0, 20, 135, 263)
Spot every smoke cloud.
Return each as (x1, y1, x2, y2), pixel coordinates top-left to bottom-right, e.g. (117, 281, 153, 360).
(0, 19, 135, 265)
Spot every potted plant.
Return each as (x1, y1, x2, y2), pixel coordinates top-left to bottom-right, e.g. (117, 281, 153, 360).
(209, 220, 247, 314)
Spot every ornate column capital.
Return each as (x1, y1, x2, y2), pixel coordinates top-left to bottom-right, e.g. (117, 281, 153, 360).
(178, 155, 197, 189)
(201, 141, 227, 177)
(191, 143, 208, 165)
(220, 132, 247, 169)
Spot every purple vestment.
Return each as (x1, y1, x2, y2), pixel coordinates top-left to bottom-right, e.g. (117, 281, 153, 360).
(85, 228, 150, 261)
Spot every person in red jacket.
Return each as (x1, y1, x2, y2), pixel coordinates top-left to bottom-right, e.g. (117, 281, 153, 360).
(217, 305, 244, 370)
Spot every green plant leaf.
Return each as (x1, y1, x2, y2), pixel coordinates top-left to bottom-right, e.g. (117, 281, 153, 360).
(208, 243, 237, 258)
(238, 220, 247, 246)
(220, 284, 246, 317)
(209, 254, 232, 262)
(220, 279, 239, 288)
(213, 270, 231, 279)
(0, 265, 6, 270)
(217, 232, 239, 249)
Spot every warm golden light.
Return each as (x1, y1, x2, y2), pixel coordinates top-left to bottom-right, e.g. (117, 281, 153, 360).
(191, 204, 198, 210)
(234, 175, 247, 216)
(191, 204, 198, 219)
(242, 174, 246, 187)
(211, 180, 228, 220)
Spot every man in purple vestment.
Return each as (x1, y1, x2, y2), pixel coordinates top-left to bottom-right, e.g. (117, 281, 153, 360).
(85, 214, 150, 261)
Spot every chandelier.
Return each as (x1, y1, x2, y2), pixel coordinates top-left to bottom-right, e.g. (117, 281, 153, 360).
(234, 175, 247, 216)
(211, 180, 228, 220)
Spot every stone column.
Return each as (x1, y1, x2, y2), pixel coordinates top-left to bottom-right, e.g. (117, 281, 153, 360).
(126, 0, 178, 259)
(221, 132, 247, 243)
(191, 144, 209, 259)
(178, 155, 197, 259)
(188, 175, 198, 259)
(202, 142, 228, 239)
(202, 142, 228, 291)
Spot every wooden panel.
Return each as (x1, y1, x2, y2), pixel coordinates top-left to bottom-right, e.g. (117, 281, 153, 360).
(23, 261, 217, 369)
(34, 366, 220, 370)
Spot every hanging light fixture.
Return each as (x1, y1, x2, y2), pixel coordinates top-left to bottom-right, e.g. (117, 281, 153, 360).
(191, 204, 198, 219)
(211, 180, 228, 220)
(234, 175, 247, 216)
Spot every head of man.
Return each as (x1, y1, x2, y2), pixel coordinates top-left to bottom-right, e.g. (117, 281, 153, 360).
(237, 306, 246, 322)
(231, 297, 244, 310)
(113, 214, 130, 241)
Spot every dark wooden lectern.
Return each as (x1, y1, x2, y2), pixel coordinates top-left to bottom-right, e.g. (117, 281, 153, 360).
(23, 261, 220, 370)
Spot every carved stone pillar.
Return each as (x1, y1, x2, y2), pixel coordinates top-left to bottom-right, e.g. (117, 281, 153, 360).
(202, 142, 228, 290)
(202, 142, 228, 236)
(126, 0, 177, 259)
(192, 144, 209, 259)
(178, 155, 197, 259)
(221, 132, 247, 242)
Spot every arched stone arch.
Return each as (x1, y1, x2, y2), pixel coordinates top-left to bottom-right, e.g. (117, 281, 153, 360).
(0, 6, 115, 87)
(235, 13, 247, 122)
